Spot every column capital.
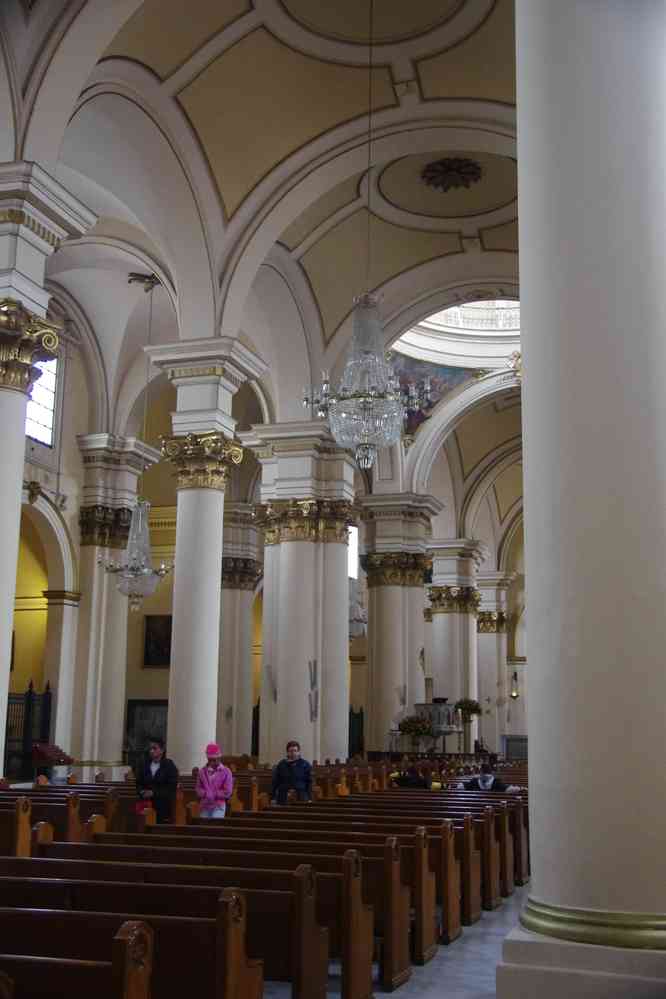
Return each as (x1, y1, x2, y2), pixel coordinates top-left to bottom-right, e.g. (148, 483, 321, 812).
(361, 551, 429, 588)
(161, 431, 243, 491)
(0, 298, 60, 394)
(477, 610, 508, 633)
(255, 498, 357, 545)
(148, 338, 267, 438)
(428, 584, 481, 615)
(224, 501, 260, 561)
(79, 504, 132, 549)
(221, 556, 262, 590)
(423, 606, 433, 622)
(429, 537, 487, 586)
(0, 161, 97, 314)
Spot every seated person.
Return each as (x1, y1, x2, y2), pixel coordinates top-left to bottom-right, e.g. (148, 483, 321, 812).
(458, 762, 520, 793)
(391, 766, 430, 789)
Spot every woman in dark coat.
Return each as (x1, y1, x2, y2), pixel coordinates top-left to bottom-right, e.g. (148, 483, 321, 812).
(135, 737, 179, 823)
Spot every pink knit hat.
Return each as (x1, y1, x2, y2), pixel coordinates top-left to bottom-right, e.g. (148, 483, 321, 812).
(205, 743, 221, 758)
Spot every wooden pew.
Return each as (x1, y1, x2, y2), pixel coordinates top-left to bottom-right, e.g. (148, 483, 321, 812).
(0, 792, 81, 842)
(0, 920, 153, 999)
(0, 868, 326, 999)
(0, 894, 261, 999)
(0, 799, 31, 857)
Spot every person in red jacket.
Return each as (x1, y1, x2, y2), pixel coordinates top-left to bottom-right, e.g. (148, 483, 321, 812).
(196, 743, 233, 819)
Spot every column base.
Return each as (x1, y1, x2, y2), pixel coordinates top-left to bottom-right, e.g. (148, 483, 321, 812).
(498, 927, 666, 999)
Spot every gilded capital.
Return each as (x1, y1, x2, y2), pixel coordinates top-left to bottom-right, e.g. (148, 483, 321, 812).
(361, 552, 429, 588)
(79, 505, 132, 549)
(161, 431, 243, 491)
(477, 610, 508, 633)
(423, 607, 433, 623)
(429, 585, 481, 615)
(0, 298, 60, 394)
(255, 499, 357, 545)
(221, 557, 262, 590)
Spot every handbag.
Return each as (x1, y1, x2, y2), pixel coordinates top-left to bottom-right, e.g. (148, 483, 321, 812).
(135, 800, 152, 815)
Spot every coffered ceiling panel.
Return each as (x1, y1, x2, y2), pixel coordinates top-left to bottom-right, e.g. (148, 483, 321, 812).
(280, 0, 465, 45)
(416, 0, 515, 104)
(454, 399, 521, 477)
(379, 150, 516, 219)
(103, 0, 251, 79)
(179, 28, 396, 218)
(493, 460, 523, 520)
(301, 208, 461, 340)
(280, 171, 363, 251)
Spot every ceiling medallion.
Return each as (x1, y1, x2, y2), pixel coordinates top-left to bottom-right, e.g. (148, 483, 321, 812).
(421, 157, 483, 193)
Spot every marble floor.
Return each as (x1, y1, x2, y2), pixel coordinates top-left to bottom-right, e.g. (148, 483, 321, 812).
(265, 885, 526, 998)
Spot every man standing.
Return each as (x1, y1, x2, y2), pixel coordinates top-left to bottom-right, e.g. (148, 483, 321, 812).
(135, 736, 179, 823)
(271, 740, 312, 804)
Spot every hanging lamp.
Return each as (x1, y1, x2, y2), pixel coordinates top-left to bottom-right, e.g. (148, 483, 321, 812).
(99, 274, 171, 610)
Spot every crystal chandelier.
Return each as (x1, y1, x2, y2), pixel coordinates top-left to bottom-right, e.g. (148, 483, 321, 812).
(99, 273, 171, 609)
(101, 498, 170, 611)
(305, 293, 404, 469)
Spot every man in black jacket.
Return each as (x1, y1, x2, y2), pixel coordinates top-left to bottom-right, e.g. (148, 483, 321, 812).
(271, 740, 312, 804)
(135, 736, 179, 823)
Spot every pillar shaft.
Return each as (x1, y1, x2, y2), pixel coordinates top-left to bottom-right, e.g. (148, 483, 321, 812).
(218, 557, 259, 755)
(499, 2, 666, 993)
(42, 592, 80, 750)
(320, 541, 350, 762)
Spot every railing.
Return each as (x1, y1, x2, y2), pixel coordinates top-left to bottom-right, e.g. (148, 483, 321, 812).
(4, 681, 52, 780)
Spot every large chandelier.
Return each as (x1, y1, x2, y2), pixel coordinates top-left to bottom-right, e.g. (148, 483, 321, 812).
(99, 273, 171, 609)
(101, 498, 170, 611)
(304, 293, 403, 469)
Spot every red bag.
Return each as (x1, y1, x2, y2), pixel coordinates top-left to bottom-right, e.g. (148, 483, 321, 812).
(135, 800, 152, 815)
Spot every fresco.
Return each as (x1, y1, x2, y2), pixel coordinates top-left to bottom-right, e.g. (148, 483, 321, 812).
(390, 351, 477, 435)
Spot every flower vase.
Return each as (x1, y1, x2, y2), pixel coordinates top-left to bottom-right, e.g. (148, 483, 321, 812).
(50, 764, 69, 785)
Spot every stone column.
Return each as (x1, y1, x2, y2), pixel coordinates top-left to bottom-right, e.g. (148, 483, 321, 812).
(498, 3, 666, 994)
(218, 502, 261, 755)
(423, 607, 434, 703)
(256, 497, 355, 763)
(247, 424, 356, 764)
(362, 553, 428, 751)
(74, 436, 158, 764)
(0, 301, 60, 770)
(42, 589, 81, 748)
(476, 573, 513, 753)
(161, 433, 243, 772)
(428, 540, 484, 752)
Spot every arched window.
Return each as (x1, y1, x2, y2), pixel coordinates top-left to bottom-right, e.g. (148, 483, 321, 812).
(26, 358, 58, 447)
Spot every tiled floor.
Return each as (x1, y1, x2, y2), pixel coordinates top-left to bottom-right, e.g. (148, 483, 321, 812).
(264, 886, 526, 998)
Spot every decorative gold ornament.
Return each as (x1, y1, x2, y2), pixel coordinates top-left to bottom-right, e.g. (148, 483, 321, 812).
(256, 499, 357, 545)
(477, 610, 508, 633)
(361, 552, 429, 588)
(221, 557, 262, 590)
(161, 431, 243, 491)
(521, 897, 666, 950)
(0, 298, 60, 394)
(429, 585, 481, 614)
(423, 607, 433, 623)
(79, 505, 132, 549)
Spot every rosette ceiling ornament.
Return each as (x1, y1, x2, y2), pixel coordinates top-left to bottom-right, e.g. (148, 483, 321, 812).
(99, 273, 171, 610)
(303, 1, 429, 470)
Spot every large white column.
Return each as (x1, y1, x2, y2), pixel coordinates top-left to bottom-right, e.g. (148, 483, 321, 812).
(162, 440, 238, 772)
(218, 559, 259, 755)
(42, 590, 80, 749)
(476, 573, 513, 754)
(499, 3, 666, 994)
(248, 424, 356, 765)
(365, 567, 408, 752)
(0, 303, 61, 772)
(74, 437, 158, 765)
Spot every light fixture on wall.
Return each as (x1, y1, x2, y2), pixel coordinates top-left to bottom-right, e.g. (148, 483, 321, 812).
(302, 1, 405, 470)
(510, 671, 520, 700)
(99, 273, 171, 610)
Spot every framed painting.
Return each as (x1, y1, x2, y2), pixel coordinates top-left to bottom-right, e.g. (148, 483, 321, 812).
(143, 615, 172, 668)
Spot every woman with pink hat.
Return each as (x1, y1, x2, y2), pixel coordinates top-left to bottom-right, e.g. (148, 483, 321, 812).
(195, 743, 233, 819)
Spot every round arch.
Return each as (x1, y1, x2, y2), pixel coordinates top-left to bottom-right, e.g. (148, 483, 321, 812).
(405, 372, 522, 496)
(20, 492, 78, 593)
(460, 444, 522, 539)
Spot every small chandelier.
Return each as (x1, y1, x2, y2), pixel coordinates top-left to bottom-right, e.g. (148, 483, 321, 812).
(100, 498, 170, 611)
(99, 273, 171, 609)
(304, 293, 404, 469)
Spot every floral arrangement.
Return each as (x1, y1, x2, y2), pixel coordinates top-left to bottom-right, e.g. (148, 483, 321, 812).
(454, 699, 482, 719)
(398, 714, 434, 738)
(32, 743, 73, 766)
